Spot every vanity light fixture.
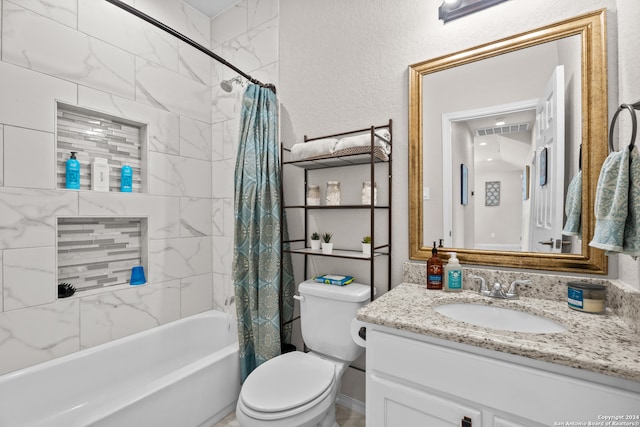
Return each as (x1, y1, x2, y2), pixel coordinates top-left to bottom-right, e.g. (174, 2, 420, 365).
(495, 119, 506, 126)
(438, 0, 509, 23)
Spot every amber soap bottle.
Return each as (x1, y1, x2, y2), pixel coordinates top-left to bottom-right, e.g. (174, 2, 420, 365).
(427, 242, 443, 290)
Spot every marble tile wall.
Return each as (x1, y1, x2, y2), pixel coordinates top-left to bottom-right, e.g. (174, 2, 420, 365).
(0, 0, 263, 375)
(210, 0, 280, 319)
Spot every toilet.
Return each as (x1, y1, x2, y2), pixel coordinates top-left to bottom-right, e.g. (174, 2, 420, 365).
(235, 279, 371, 427)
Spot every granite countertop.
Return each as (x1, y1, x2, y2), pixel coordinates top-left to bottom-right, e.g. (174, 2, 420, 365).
(357, 282, 640, 383)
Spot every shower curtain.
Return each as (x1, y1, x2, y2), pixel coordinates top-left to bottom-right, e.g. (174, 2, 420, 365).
(232, 83, 295, 382)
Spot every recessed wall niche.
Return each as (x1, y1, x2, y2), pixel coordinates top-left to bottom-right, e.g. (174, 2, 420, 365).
(56, 103, 147, 193)
(57, 217, 148, 294)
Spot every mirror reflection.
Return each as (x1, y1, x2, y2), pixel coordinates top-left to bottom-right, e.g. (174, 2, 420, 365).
(409, 10, 608, 274)
(422, 35, 582, 254)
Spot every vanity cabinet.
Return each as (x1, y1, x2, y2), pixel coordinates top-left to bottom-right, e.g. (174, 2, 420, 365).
(366, 326, 640, 427)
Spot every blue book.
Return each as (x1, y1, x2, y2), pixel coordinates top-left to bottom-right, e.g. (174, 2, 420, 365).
(313, 274, 354, 286)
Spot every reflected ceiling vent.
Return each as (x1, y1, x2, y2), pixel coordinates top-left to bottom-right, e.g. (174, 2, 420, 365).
(475, 122, 530, 137)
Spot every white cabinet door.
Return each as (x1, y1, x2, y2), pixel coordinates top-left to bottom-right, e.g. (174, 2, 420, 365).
(491, 414, 539, 427)
(367, 375, 481, 427)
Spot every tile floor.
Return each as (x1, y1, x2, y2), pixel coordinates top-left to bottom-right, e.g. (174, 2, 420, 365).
(212, 404, 366, 426)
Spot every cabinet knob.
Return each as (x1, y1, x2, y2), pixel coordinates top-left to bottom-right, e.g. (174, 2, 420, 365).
(461, 416, 472, 427)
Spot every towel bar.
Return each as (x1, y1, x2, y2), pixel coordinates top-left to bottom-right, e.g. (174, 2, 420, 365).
(608, 101, 640, 153)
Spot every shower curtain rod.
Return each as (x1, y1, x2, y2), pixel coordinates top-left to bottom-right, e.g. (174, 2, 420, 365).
(104, 0, 276, 94)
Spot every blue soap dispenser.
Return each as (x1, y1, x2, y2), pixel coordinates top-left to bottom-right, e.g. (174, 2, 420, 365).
(65, 151, 80, 189)
(120, 164, 132, 192)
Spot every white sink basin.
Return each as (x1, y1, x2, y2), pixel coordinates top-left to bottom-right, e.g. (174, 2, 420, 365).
(433, 303, 567, 333)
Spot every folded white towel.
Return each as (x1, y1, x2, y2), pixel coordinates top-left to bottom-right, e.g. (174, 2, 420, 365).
(289, 138, 338, 161)
(333, 130, 391, 154)
(562, 171, 582, 238)
(589, 148, 630, 253)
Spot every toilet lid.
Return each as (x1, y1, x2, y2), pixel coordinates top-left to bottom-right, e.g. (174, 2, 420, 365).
(241, 352, 336, 413)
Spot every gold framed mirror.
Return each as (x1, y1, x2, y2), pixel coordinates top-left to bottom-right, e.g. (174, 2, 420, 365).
(409, 9, 608, 274)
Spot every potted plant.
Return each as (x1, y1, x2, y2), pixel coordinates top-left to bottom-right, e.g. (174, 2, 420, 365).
(310, 232, 321, 250)
(321, 232, 333, 255)
(362, 236, 372, 256)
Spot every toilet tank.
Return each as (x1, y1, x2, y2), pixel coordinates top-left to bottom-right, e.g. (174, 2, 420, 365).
(298, 280, 371, 362)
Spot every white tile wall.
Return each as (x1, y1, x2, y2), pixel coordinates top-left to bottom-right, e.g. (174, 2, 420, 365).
(7, 0, 78, 28)
(181, 273, 214, 316)
(212, 235, 233, 275)
(0, 251, 2, 311)
(178, 42, 212, 85)
(0, 188, 78, 249)
(211, 158, 234, 198)
(0, 61, 77, 133)
(2, 2, 136, 99)
(79, 192, 181, 240)
(248, 0, 278, 30)
(135, 58, 211, 122)
(79, 1, 179, 72)
(148, 236, 212, 282)
(212, 121, 225, 161)
(4, 126, 55, 189)
(79, 280, 181, 349)
(134, 0, 210, 47)
(212, 198, 225, 236)
(222, 117, 240, 159)
(3, 247, 56, 311)
(180, 116, 213, 160)
(78, 86, 181, 155)
(0, 299, 80, 375)
(210, 1, 248, 47)
(0, 0, 279, 374)
(221, 19, 278, 74)
(180, 197, 213, 237)
(0, 125, 4, 187)
(148, 151, 212, 198)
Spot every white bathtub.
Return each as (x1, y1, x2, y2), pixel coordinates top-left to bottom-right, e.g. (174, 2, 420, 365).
(0, 309, 240, 427)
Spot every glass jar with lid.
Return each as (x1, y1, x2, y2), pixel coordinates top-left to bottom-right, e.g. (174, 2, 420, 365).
(306, 185, 320, 205)
(361, 181, 377, 205)
(326, 181, 341, 205)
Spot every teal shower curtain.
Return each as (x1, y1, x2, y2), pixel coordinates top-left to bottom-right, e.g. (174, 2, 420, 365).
(232, 84, 295, 382)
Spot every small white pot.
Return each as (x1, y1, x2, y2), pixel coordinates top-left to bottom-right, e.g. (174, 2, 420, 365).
(310, 239, 321, 250)
(362, 243, 371, 256)
(321, 242, 333, 255)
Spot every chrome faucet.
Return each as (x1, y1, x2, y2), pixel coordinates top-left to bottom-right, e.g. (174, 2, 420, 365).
(468, 274, 531, 300)
(506, 280, 532, 299)
(468, 273, 490, 297)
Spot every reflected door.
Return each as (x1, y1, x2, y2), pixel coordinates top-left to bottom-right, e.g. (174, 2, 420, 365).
(530, 65, 565, 252)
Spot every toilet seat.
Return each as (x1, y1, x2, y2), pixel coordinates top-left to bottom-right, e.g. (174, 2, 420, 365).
(240, 352, 336, 420)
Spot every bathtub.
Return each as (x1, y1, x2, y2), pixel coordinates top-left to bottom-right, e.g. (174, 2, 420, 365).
(0, 309, 240, 427)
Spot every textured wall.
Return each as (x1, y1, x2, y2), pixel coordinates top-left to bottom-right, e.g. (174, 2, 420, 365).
(616, 0, 640, 290)
(278, 0, 633, 287)
(278, 0, 635, 404)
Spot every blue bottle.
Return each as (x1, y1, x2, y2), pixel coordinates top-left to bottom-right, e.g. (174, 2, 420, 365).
(120, 165, 132, 192)
(65, 151, 80, 190)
